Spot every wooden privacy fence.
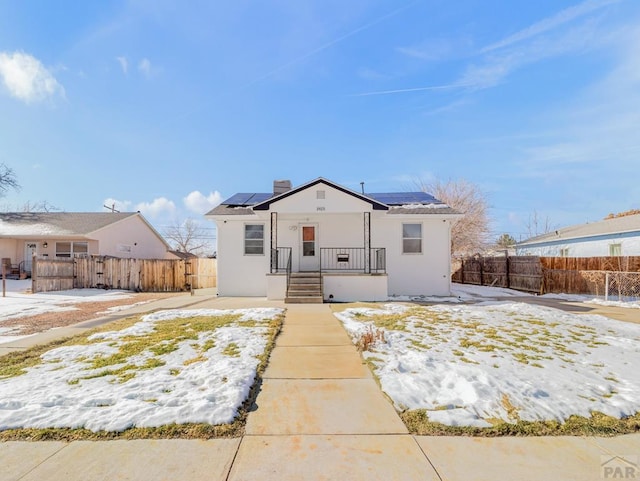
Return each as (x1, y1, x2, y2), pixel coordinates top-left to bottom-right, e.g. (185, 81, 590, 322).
(452, 255, 640, 295)
(32, 257, 217, 293)
(540, 256, 640, 295)
(451, 256, 543, 293)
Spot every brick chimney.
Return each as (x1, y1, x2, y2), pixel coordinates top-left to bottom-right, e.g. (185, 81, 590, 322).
(273, 180, 292, 195)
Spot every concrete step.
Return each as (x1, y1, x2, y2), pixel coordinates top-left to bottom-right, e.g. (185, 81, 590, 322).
(288, 285, 321, 292)
(287, 271, 322, 303)
(285, 296, 324, 304)
(289, 278, 322, 285)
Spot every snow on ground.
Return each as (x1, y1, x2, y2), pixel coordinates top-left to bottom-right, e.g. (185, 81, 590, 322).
(0, 280, 137, 344)
(388, 283, 532, 304)
(0, 308, 283, 432)
(334, 302, 640, 428)
(390, 283, 640, 309)
(541, 292, 640, 309)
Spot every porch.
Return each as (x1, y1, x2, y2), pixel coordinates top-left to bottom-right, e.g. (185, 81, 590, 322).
(267, 247, 388, 303)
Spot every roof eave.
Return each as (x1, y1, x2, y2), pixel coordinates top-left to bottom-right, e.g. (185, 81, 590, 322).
(252, 177, 389, 211)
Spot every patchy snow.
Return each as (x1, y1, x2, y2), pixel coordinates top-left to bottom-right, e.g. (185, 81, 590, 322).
(0, 219, 71, 237)
(0, 280, 136, 344)
(335, 302, 640, 428)
(588, 298, 640, 309)
(541, 292, 640, 309)
(0, 308, 283, 432)
(0, 327, 34, 345)
(388, 283, 533, 304)
(96, 301, 155, 315)
(451, 283, 532, 300)
(390, 284, 640, 310)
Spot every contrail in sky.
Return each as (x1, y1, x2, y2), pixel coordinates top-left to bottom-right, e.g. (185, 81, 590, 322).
(353, 83, 471, 97)
(171, 1, 421, 123)
(240, 0, 422, 89)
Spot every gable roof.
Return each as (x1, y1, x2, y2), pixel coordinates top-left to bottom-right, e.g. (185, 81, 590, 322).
(207, 177, 459, 216)
(0, 212, 169, 249)
(517, 213, 640, 246)
(252, 178, 389, 211)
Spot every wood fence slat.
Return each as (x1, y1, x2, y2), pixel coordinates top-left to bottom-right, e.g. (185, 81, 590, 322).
(453, 255, 640, 295)
(33, 257, 217, 293)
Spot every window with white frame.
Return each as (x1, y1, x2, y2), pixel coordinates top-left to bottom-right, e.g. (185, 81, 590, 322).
(560, 247, 569, 257)
(244, 224, 265, 255)
(56, 241, 89, 258)
(402, 223, 422, 254)
(609, 243, 622, 256)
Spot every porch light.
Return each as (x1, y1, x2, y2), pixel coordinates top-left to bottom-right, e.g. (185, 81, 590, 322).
(43, 242, 48, 248)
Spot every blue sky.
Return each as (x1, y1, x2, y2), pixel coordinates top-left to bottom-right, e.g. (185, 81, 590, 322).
(1, 0, 639, 245)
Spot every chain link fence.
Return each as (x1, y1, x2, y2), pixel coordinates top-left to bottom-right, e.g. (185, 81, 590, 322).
(582, 270, 640, 302)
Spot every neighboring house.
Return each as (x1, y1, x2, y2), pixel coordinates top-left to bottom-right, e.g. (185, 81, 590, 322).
(0, 212, 172, 276)
(167, 250, 198, 260)
(206, 178, 462, 302)
(516, 214, 640, 257)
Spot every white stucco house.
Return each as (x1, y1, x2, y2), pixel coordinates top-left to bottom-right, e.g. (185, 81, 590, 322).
(0, 212, 172, 277)
(516, 213, 640, 257)
(207, 178, 462, 302)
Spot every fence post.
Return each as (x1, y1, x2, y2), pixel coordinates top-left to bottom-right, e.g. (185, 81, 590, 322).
(605, 272, 609, 301)
(31, 254, 37, 294)
(505, 252, 510, 289)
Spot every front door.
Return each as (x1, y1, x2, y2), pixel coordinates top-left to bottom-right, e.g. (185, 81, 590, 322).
(299, 224, 319, 271)
(24, 242, 37, 274)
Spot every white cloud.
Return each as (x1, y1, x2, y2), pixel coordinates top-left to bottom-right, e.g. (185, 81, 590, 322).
(116, 56, 128, 74)
(481, 0, 620, 53)
(0, 51, 65, 103)
(138, 58, 152, 77)
(183, 190, 223, 215)
(102, 198, 132, 212)
(135, 197, 176, 218)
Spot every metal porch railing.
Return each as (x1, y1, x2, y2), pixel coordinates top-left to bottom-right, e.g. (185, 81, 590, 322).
(319, 248, 386, 273)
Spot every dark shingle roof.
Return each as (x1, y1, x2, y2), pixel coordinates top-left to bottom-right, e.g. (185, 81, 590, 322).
(206, 177, 459, 216)
(207, 205, 255, 216)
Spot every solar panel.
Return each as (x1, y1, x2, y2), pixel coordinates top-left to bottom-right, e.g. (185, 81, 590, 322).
(251, 193, 273, 204)
(368, 192, 441, 205)
(222, 193, 273, 206)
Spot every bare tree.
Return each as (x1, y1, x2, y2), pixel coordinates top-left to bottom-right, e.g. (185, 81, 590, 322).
(0, 163, 19, 197)
(416, 177, 491, 256)
(21, 200, 60, 212)
(163, 218, 213, 256)
(525, 210, 554, 238)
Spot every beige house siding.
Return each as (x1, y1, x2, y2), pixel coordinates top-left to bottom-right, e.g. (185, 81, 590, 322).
(91, 215, 169, 259)
(0, 213, 170, 270)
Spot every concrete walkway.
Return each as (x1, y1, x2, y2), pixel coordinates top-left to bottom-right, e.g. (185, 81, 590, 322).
(2, 299, 640, 480)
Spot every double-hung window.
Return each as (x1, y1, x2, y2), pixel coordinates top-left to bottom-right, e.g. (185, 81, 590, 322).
(402, 223, 422, 254)
(244, 224, 264, 255)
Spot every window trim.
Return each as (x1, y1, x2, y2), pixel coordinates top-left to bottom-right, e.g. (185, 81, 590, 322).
(244, 223, 265, 256)
(55, 241, 89, 258)
(402, 222, 423, 255)
(609, 243, 622, 257)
